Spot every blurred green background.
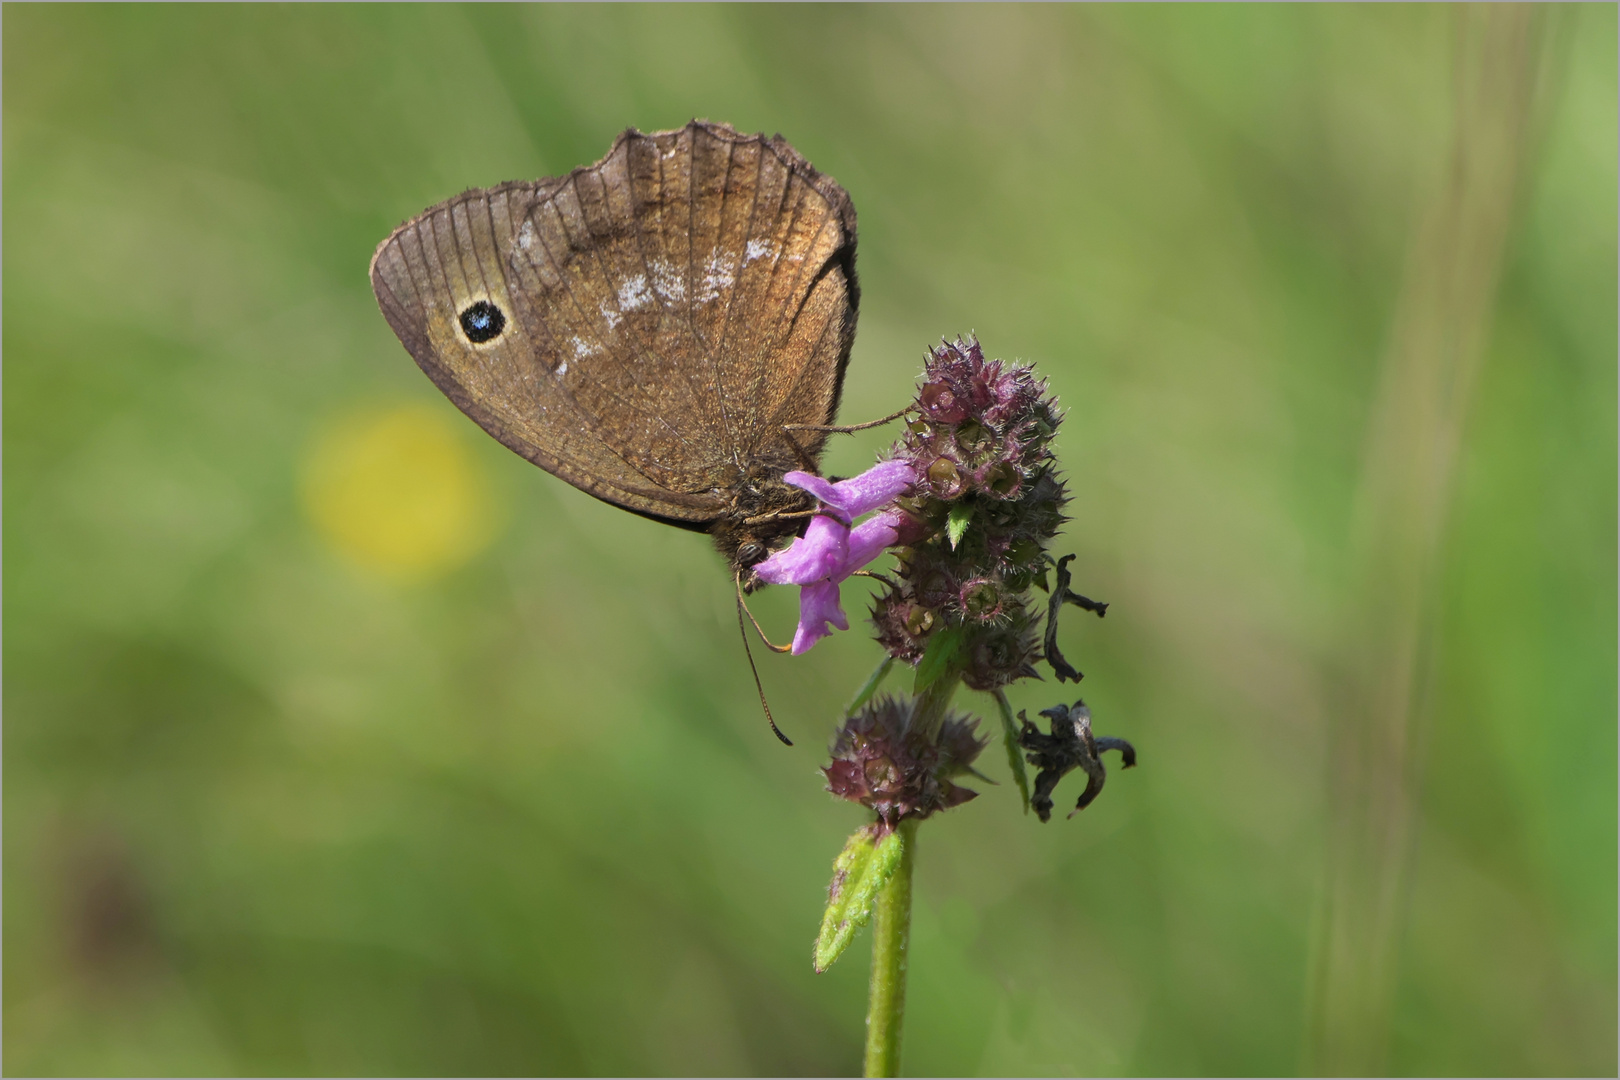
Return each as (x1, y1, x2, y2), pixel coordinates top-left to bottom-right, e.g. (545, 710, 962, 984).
(5, 4, 1614, 1076)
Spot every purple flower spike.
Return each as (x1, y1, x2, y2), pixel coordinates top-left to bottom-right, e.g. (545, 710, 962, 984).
(754, 515, 848, 587)
(792, 581, 849, 654)
(783, 461, 916, 523)
(847, 511, 905, 568)
(755, 462, 917, 653)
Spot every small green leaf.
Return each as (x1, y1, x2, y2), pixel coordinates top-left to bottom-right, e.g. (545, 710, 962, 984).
(844, 656, 896, 718)
(817, 826, 875, 958)
(814, 826, 905, 972)
(946, 502, 973, 549)
(913, 625, 964, 694)
(994, 690, 1032, 814)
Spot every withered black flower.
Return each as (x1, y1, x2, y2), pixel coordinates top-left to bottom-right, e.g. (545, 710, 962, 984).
(824, 696, 989, 832)
(1017, 698, 1136, 822)
(1042, 553, 1110, 683)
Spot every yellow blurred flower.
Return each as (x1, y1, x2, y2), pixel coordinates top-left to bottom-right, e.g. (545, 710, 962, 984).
(300, 402, 500, 581)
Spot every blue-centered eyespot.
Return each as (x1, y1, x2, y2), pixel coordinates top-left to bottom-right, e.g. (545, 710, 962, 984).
(459, 300, 505, 343)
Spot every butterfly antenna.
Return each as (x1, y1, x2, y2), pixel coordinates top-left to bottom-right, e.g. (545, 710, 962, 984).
(742, 508, 817, 526)
(735, 572, 793, 746)
(784, 405, 912, 435)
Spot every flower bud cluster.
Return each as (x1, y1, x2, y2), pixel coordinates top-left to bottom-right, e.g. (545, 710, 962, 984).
(871, 337, 1070, 690)
(823, 695, 988, 831)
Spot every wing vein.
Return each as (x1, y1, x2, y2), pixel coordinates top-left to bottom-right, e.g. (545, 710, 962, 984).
(535, 179, 700, 459)
(642, 132, 729, 459)
(708, 135, 766, 457)
(705, 133, 740, 466)
(752, 165, 815, 428)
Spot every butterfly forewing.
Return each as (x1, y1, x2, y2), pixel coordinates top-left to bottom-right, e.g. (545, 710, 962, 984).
(370, 121, 857, 532)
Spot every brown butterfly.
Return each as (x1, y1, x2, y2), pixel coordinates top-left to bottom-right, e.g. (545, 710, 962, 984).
(369, 120, 858, 586)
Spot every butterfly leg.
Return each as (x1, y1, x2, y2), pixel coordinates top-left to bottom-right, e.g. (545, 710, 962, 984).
(783, 405, 912, 435)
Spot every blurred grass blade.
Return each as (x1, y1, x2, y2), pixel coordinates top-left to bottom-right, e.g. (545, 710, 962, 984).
(814, 825, 905, 973)
(994, 690, 1032, 814)
(846, 656, 896, 718)
(1305, 5, 1554, 1073)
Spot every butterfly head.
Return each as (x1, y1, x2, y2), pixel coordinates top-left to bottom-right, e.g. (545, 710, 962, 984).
(712, 473, 821, 592)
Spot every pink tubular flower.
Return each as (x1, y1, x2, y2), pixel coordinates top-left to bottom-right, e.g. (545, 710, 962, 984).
(755, 461, 916, 654)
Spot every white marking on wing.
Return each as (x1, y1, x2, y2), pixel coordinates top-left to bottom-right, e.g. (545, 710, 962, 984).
(696, 252, 735, 303)
(601, 303, 622, 330)
(745, 238, 773, 263)
(618, 274, 652, 311)
(517, 219, 536, 252)
(650, 259, 686, 302)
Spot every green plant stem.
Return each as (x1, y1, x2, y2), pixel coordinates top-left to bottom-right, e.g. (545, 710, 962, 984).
(909, 668, 961, 741)
(864, 818, 916, 1078)
(863, 670, 960, 1077)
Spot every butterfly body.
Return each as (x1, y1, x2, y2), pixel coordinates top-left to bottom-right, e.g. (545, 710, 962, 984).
(370, 121, 858, 584)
